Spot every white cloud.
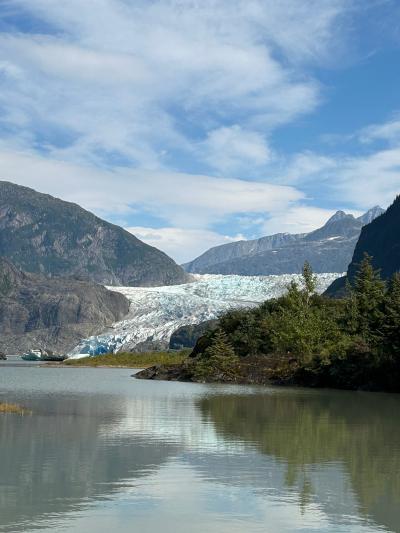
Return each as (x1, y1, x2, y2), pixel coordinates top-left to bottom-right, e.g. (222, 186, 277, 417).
(276, 136, 400, 211)
(359, 115, 400, 145)
(0, 147, 303, 228)
(201, 125, 272, 174)
(262, 205, 338, 235)
(334, 147, 400, 208)
(126, 227, 244, 264)
(0, 0, 349, 172)
(282, 151, 337, 184)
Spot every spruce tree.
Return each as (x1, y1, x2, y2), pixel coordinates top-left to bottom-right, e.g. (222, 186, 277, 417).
(193, 329, 239, 381)
(352, 253, 386, 343)
(383, 272, 400, 356)
(344, 278, 359, 335)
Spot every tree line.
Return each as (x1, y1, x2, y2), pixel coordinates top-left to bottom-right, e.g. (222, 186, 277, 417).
(190, 255, 400, 391)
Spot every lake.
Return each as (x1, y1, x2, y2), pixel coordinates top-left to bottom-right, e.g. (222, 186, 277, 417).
(1, 361, 400, 532)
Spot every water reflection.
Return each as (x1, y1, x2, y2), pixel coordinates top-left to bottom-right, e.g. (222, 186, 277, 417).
(1, 367, 400, 532)
(198, 389, 400, 532)
(0, 394, 179, 532)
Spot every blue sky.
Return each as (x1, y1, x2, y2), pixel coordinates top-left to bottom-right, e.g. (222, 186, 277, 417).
(0, 0, 399, 262)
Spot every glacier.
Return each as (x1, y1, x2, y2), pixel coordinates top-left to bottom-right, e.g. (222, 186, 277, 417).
(68, 273, 342, 358)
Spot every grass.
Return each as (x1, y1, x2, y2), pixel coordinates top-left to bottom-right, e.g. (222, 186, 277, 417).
(64, 350, 190, 368)
(0, 402, 31, 415)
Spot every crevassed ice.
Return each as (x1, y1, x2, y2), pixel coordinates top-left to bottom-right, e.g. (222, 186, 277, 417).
(69, 273, 342, 358)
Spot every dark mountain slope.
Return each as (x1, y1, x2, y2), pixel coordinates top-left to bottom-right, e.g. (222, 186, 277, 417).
(0, 181, 189, 286)
(0, 258, 129, 354)
(326, 196, 399, 296)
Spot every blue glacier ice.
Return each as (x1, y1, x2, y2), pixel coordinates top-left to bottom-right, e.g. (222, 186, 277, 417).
(68, 273, 342, 358)
(72, 334, 130, 356)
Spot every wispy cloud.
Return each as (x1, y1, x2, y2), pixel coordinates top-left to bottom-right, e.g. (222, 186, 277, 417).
(276, 128, 400, 212)
(0, 0, 348, 171)
(0, 147, 303, 228)
(126, 227, 244, 264)
(359, 114, 400, 145)
(200, 125, 272, 175)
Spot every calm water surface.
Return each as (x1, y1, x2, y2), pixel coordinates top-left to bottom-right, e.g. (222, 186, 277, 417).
(1, 360, 400, 533)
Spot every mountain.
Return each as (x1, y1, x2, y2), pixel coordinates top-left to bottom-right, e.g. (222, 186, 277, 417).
(357, 205, 385, 225)
(326, 196, 400, 296)
(0, 258, 129, 354)
(183, 207, 385, 276)
(0, 181, 189, 286)
(183, 232, 305, 273)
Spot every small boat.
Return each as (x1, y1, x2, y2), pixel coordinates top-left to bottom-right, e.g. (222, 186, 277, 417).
(21, 349, 66, 362)
(21, 349, 43, 361)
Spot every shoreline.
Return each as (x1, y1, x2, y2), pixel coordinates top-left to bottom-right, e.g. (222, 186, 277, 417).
(45, 363, 144, 369)
(134, 358, 400, 393)
(49, 350, 189, 369)
(8, 352, 399, 393)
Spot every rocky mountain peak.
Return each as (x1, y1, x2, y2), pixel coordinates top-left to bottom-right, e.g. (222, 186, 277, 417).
(357, 206, 385, 225)
(183, 202, 386, 276)
(325, 210, 354, 225)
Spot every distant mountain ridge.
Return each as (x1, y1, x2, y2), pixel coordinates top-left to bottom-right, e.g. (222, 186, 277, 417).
(183, 207, 385, 276)
(0, 181, 189, 286)
(326, 196, 400, 296)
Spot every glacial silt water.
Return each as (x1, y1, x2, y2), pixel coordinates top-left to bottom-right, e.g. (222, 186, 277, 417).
(1, 362, 399, 532)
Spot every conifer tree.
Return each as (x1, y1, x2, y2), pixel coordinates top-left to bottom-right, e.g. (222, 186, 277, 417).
(193, 328, 239, 381)
(383, 272, 400, 355)
(352, 253, 386, 342)
(344, 278, 359, 334)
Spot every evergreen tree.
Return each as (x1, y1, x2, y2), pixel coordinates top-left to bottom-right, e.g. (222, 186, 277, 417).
(267, 263, 344, 363)
(382, 272, 400, 356)
(352, 253, 386, 343)
(193, 329, 239, 382)
(343, 278, 359, 335)
(232, 312, 261, 356)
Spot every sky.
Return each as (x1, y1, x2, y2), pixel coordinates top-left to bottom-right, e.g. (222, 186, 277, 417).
(0, 0, 399, 263)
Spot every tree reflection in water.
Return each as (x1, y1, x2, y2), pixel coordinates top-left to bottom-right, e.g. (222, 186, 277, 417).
(198, 388, 400, 532)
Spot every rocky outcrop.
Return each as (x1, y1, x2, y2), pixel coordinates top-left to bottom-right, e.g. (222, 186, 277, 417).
(0, 259, 129, 354)
(135, 364, 193, 381)
(169, 320, 218, 350)
(184, 207, 385, 275)
(0, 181, 189, 286)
